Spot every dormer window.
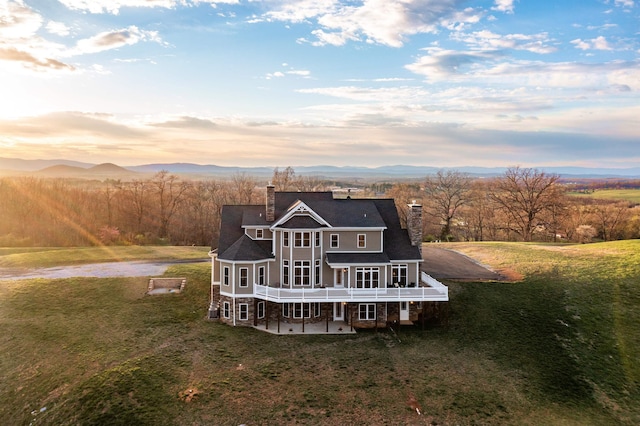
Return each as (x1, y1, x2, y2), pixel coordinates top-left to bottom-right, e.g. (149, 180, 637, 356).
(357, 234, 366, 248)
(256, 229, 263, 239)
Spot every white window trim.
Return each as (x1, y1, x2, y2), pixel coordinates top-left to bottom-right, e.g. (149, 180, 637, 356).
(257, 301, 265, 319)
(357, 233, 366, 248)
(223, 266, 230, 286)
(256, 228, 264, 239)
(239, 267, 249, 287)
(359, 303, 376, 320)
(293, 260, 311, 286)
(356, 267, 379, 288)
(223, 301, 231, 319)
(258, 266, 265, 286)
(330, 233, 339, 248)
(294, 231, 311, 248)
(238, 303, 248, 321)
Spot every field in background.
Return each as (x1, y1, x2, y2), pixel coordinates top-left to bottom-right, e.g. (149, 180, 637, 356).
(0, 246, 210, 268)
(1, 241, 638, 425)
(569, 189, 640, 203)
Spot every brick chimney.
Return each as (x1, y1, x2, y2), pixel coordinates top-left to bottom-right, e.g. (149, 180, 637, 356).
(407, 200, 423, 254)
(266, 183, 275, 222)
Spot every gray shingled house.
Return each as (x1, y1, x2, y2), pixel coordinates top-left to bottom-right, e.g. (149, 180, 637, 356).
(208, 185, 448, 333)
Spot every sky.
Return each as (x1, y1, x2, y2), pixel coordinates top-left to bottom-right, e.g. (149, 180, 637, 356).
(0, 0, 638, 168)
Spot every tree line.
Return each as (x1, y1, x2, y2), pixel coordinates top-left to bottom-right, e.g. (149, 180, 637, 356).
(385, 167, 639, 243)
(0, 167, 638, 247)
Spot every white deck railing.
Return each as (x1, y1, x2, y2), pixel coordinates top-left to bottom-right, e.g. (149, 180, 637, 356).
(253, 273, 448, 303)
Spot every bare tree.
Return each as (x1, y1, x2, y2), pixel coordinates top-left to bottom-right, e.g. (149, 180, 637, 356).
(229, 173, 258, 205)
(423, 170, 472, 241)
(588, 201, 631, 241)
(151, 171, 190, 239)
(271, 166, 297, 191)
(384, 183, 422, 229)
(489, 167, 561, 242)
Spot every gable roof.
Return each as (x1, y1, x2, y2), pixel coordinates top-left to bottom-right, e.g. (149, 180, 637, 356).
(216, 205, 273, 261)
(213, 191, 421, 262)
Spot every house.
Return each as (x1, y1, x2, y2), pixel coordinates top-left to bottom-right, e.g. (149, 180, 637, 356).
(208, 185, 448, 333)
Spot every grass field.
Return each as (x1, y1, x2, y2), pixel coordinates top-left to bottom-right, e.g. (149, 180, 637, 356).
(1, 241, 639, 425)
(0, 245, 210, 268)
(569, 189, 640, 203)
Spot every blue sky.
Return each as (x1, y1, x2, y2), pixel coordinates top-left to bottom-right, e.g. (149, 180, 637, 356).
(0, 0, 638, 168)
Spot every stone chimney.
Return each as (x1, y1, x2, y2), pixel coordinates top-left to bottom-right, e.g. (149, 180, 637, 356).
(407, 200, 423, 254)
(266, 183, 275, 222)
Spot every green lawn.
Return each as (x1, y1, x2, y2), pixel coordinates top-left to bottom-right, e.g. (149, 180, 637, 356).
(569, 189, 640, 203)
(0, 245, 210, 268)
(1, 241, 639, 425)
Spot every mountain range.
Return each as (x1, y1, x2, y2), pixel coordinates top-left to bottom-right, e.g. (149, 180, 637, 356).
(1, 157, 639, 179)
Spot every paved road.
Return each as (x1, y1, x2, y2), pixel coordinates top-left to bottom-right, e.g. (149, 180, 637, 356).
(421, 245, 506, 281)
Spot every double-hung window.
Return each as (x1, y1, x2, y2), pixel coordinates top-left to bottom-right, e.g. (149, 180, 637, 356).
(330, 234, 339, 248)
(239, 268, 248, 287)
(359, 304, 376, 320)
(223, 301, 230, 319)
(357, 234, 366, 248)
(294, 231, 311, 247)
(283, 260, 289, 286)
(223, 266, 230, 286)
(258, 266, 265, 286)
(239, 303, 248, 321)
(257, 301, 265, 319)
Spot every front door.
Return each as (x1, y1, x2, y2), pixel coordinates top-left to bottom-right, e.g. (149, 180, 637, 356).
(333, 302, 344, 321)
(400, 302, 409, 321)
(335, 268, 347, 288)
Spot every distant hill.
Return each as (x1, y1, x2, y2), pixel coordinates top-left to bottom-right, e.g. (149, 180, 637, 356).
(35, 163, 138, 179)
(1, 157, 639, 179)
(0, 157, 93, 172)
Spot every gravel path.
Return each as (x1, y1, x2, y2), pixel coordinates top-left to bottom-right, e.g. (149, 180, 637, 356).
(0, 259, 207, 281)
(0, 248, 502, 282)
(421, 245, 507, 281)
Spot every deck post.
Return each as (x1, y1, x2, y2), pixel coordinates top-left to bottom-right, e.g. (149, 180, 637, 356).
(326, 305, 329, 332)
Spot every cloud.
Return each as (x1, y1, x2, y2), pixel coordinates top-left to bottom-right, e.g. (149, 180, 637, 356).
(405, 47, 503, 81)
(492, 0, 515, 13)
(452, 30, 556, 54)
(0, 111, 144, 138)
(265, 0, 474, 47)
(266, 66, 311, 79)
(0, 47, 75, 71)
(150, 116, 218, 129)
(57, 0, 240, 15)
(0, 2, 163, 73)
(613, 0, 634, 7)
(0, 1, 43, 39)
(46, 21, 71, 37)
(73, 26, 163, 55)
(571, 36, 613, 51)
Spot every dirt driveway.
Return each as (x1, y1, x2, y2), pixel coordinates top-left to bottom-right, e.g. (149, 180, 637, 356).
(421, 245, 507, 281)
